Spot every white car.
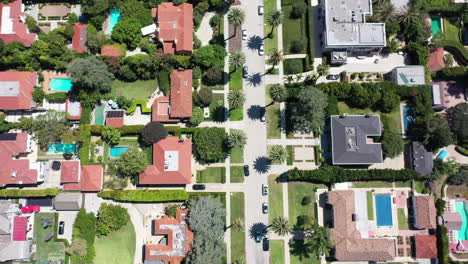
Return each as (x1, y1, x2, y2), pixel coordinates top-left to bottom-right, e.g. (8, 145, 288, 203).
(242, 29, 247, 40)
(258, 5, 264, 15)
(259, 44, 264, 56)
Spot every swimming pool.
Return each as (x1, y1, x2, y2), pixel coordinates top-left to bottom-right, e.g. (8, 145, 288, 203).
(48, 143, 76, 154)
(109, 9, 121, 33)
(375, 194, 393, 226)
(437, 150, 448, 160)
(50, 78, 73, 91)
(401, 105, 415, 135)
(431, 17, 442, 36)
(456, 201, 468, 240)
(110, 146, 129, 158)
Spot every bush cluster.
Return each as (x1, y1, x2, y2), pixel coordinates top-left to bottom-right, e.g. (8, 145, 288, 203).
(97, 189, 190, 202)
(96, 203, 130, 237)
(437, 225, 449, 264)
(45, 92, 68, 101)
(71, 209, 96, 264)
(0, 188, 59, 198)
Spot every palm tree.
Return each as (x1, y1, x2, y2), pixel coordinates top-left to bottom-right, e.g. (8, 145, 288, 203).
(303, 224, 332, 256)
(373, 0, 397, 23)
(228, 90, 246, 110)
(316, 64, 330, 77)
(269, 84, 288, 103)
(268, 145, 288, 164)
(231, 217, 245, 232)
(229, 52, 246, 72)
(295, 73, 303, 82)
(283, 75, 294, 84)
(267, 49, 283, 72)
(267, 10, 284, 37)
(228, 8, 246, 36)
(398, 6, 420, 27)
(270, 216, 291, 236)
(228, 129, 247, 149)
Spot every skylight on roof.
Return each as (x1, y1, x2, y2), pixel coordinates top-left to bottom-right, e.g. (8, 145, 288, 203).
(164, 151, 179, 171)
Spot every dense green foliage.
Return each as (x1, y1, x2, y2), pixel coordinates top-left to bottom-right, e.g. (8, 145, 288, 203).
(193, 127, 228, 162)
(0, 114, 11, 133)
(71, 209, 96, 264)
(191, 45, 227, 69)
(0, 188, 59, 197)
(32, 86, 45, 103)
(141, 121, 168, 145)
(67, 56, 114, 96)
(380, 115, 404, 158)
(96, 203, 130, 237)
(288, 86, 328, 134)
(101, 126, 121, 145)
(98, 189, 190, 202)
(108, 147, 148, 179)
(447, 167, 468, 185)
(437, 225, 449, 264)
(446, 103, 468, 146)
(111, 19, 143, 50)
(45, 92, 68, 101)
(423, 115, 453, 150)
(190, 107, 205, 126)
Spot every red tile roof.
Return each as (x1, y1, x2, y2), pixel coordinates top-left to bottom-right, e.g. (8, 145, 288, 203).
(152, 96, 176, 122)
(170, 70, 192, 118)
(12, 216, 27, 241)
(0, 0, 37, 46)
(428, 48, 446, 72)
(105, 111, 125, 128)
(72, 23, 87, 53)
(0, 133, 37, 187)
(0, 71, 37, 110)
(63, 164, 103, 192)
(415, 235, 437, 259)
(413, 196, 437, 229)
(139, 137, 192, 185)
(101, 45, 122, 57)
(145, 208, 193, 263)
(60, 161, 80, 183)
(154, 2, 193, 54)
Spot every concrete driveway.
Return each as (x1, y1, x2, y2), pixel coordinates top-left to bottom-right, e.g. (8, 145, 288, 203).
(57, 211, 78, 243)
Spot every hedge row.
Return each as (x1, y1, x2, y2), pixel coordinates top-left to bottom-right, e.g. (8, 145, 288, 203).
(305, 6, 314, 69)
(45, 92, 67, 101)
(97, 189, 190, 202)
(78, 127, 91, 164)
(286, 166, 424, 184)
(83, 124, 145, 136)
(442, 40, 468, 66)
(0, 188, 59, 197)
(437, 225, 449, 264)
(455, 145, 468, 156)
(80, 106, 92, 125)
(126, 100, 151, 114)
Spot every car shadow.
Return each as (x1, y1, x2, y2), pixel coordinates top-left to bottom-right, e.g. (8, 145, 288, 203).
(253, 156, 271, 174)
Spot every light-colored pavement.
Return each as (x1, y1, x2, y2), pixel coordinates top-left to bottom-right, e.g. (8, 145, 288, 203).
(57, 211, 78, 243)
(444, 145, 468, 164)
(267, 138, 320, 146)
(196, 11, 215, 46)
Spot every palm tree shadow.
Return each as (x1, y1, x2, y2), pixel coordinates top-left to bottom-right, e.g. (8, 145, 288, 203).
(247, 35, 263, 51)
(247, 105, 265, 120)
(289, 239, 312, 260)
(248, 222, 268, 239)
(253, 156, 271, 174)
(247, 73, 263, 87)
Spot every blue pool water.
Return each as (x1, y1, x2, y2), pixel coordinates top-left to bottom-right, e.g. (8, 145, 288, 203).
(109, 9, 121, 33)
(110, 146, 129, 158)
(402, 105, 415, 135)
(48, 143, 76, 154)
(375, 195, 393, 226)
(50, 78, 73, 91)
(455, 201, 468, 241)
(431, 17, 442, 37)
(437, 150, 448, 160)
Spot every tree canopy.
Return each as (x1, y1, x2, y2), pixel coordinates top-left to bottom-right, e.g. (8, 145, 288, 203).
(194, 127, 228, 162)
(141, 121, 168, 145)
(447, 167, 468, 185)
(96, 203, 130, 237)
(423, 115, 453, 150)
(108, 147, 148, 179)
(111, 18, 143, 50)
(446, 103, 468, 146)
(66, 56, 114, 94)
(289, 86, 328, 134)
(191, 45, 227, 69)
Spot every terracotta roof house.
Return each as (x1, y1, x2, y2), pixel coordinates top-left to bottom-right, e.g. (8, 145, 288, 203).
(144, 208, 193, 263)
(0, 0, 37, 46)
(61, 162, 103, 192)
(415, 235, 438, 259)
(105, 110, 124, 128)
(327, 190, 396, 262)
(428, 47, 446, 72)
(0, 201, 31, 262)
(0, 71, 37, 110)
(152, 2, 193, 55)
(152, 69, 192, 122)
(443, 212, 463, 230)
(139, 137, 192, 185)
(330, 115, 383, 165)
(412, 195, 437, 229)
(0, 133, 38, 187)
(72, 23, 87, 53)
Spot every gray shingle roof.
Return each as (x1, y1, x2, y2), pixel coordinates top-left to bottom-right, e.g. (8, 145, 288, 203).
(411, 142, 433, 176)
(53, 193, 82, 211)
(331, 115, 383, 165)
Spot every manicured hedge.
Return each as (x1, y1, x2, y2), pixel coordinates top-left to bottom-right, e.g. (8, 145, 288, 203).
(80, 106, 92, 125)
(126, 100, 151, 114)
(0, 188, 59, 197)
(98, 189, 190, 202)
(442, 40, 468, 66)
(436, 198, 446, 216)
(78, 127, 91, 164)
(72, 209, 96, 264)
(286, 166, 424, 184)
(305, 6, 314, 70)
(455, 145, 468, 156)
(157, 70, 170, 95)
(84, 124, 145, 136)
(437, 225, 449, 264)
(45, 92, 67, 101)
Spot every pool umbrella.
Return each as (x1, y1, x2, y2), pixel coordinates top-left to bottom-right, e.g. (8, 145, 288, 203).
(21, 207, 28, 214)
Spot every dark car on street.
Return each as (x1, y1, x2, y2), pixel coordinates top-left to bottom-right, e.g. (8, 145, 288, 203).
(58, 221, 65, 235)
(326, 74, 340, 80)
(192, 184, 206, 190)
(263, 238, 269, 251)
(243, 165, 249, 176)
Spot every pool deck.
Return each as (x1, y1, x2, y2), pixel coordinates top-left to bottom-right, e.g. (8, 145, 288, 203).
(42, 71, 72, 94)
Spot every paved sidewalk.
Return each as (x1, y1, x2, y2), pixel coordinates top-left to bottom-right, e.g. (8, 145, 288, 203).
(267, 138, 320, 146)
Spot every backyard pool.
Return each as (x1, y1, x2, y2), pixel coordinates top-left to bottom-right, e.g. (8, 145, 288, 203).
(110, 146, 129, 158)
(455, 201, 468, 240)
(431, 17, 442, 36)
(437, 150, 449, 160)
(375, 194, 393, 226)
(50, 78, 73, 91)
(401, 105, 415, 135)
(48, 143, 76, 154)
(109, 9, 121, 33)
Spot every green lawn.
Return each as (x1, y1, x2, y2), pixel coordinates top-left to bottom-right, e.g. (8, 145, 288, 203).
(288, 182, 325, 227)
(229, 66, 243, 91)
(366, 191, 374, 221)
(266, 85, 282, 139)
(338, 102, 402, 134)
(34, 213, 66, 262)
(263, 0, 278, 52)
(230, 166, 245, 183)
(270, 240, 285, 264)
(230, 192, 246, 263)
(196, 167, 226, 183)
(397, 208, 408, 230)
(286, 145, 293, 165)
(444, 18, 462, 43)
(268, 174, 284, 222)
(290, 254, 320, 264)
(110, 79, 158, 101)
(229, 107, 243, 121)
(282, 6, 305, 55)
(94, 222, 136, 264)
(230, 147, 244, 163)
(353, 181, 394, 188)
(206, 93, 225, 121)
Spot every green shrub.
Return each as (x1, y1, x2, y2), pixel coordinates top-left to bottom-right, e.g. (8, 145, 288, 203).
(45, 92, 68, 101)
(455, 145, 468, 156)
(126, 100, 151, 114)
(157, 70, 170, 95)
(284, 59, 305, 74)
(96, 203, 130, 237)
(442, 40, 468, 65)
(165, 204, 179, 217)
(80, 107, 92, 125)
(437, 225, 449, 264)
(0, 188, 59, 198)
(436, 198, 446, 216)
(119, 125, 145, 135)
(98, 189, 190, 202)
(437, 66, 468, 80)
(79, 127, 91, 164)
(32, 86, 45, 104)
(72, 209, 96, 264)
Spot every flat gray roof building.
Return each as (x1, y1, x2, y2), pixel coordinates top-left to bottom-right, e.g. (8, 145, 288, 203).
(323, 0, 386, 49)
(53, 192, 82, 211)
(393, 66, 426, 86)
(331, 115, 383, 165)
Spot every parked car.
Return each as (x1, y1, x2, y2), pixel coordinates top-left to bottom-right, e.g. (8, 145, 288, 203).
(258, 5, 264, 15)
(58, 221, 65, 235)
(259, 44, 265, 56)
(263, 237, 270, 251)
(255, 230, 263, 243)
(192, 184, 206, 190)
(260, 114, 266, 122)
(262, 203, 268, 214)
(242, 29, 247, 40)
(243, 165, 250, 176)
(326, 74, 340, 80)
(262, 184, 268, 196)
(243, 66, 248, 78)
